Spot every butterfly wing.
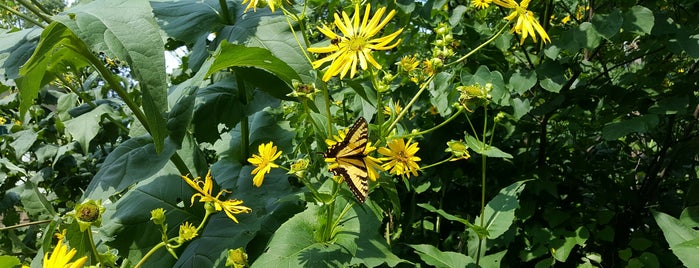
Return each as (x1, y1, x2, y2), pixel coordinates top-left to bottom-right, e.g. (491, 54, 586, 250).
(324, 117, 370, 203)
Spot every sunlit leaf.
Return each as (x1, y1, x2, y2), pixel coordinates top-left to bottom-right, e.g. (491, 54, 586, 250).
(409, 244, 474, 268)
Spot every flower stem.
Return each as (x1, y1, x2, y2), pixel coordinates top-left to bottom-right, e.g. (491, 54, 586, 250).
(134, 242, 167, 268)
(0, 219, 51, 231)
(0, 3, 45, 27)
(15, 0, 52, 24)
(446, 22, 510, 67)
(399, 108, 464, 139)
(476, 106, 488, 266)
(387, 75, 435, 133)
(237, 75, 250, 159)
(217, 0, 232, 24)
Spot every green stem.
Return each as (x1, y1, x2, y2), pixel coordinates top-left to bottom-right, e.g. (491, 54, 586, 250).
(398, 108, 464, 139)
(237, 75, 250, 159)
(419, 156, 455, 170)
(323, 182, 339, 242)
(217, 0, 232, 24)
(387, 75, 434, 133)
(0, 3, 45, 27)
(29, 0, 51, 14)
(321, 82, 333, 134)
(446, 22, 510, 67)
(371, 70, 385, 141)
(86, 227, 100, 263)
(15, 0, 52, 24)
(476, 106, 488, 266)
(0, 219, 51, 231)
(134, 242, 167, 268)
(281, 6, 313, 65)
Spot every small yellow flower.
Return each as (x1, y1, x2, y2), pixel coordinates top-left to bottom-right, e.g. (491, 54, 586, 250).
(397, 55, 419, 74)
(471, 0, 492, 9)
(241, 0, 282, 13)
(308, 4, 404, 81)
(0, 117, 6, 124)
(43, 238, 88, 268)
(178, 222, 198, 242)
(150, 208, 166, 225)
(383, 100, 403, 116)
(226, 248, 249, 268)
(493, 0, 550, 44)
(247, 142, 282, 187)
(560, 14, 571, 24)
(181, 170, 252, 223)
(379, 138, 421, 178)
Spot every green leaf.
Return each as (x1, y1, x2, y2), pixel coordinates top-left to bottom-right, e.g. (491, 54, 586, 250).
(475, 180, 527, 239)
(652, 209, 699, 267)
(418, 203, 471, 226)
(558, 22, 602, 51)
(511, 98, 531, 120)
(83, 136, 177, 199)
(464, 135, 513, 159)
(11, 178, 56, 219)
(591, 10, 623, 39)
(461, 66, 508, 105)
(623, 6, 654, 35)
(219, 8, 313, 83)
(429, 72, 456, 115)
(16, 23, 92, 118)
(101, 173, 197, 267)
(510, 70, 537, 95)
(10, 129, 38, 159)
(150, 0, 229, 44)
(0, 256, 20, 267)
(167, 87, 196, 147)
(251, 199, 402, 267)
(207, 41, 301, 91)
(64, 104, 116, 155)
(409, 244, 475, 268)
(479, 250, 507, 268)
(602, 115, 659, 140)
(56, 0, 169, 153)
(536, 61, 566, 93)
(680, 206, 699, 228)
(0, 28, 42, 85)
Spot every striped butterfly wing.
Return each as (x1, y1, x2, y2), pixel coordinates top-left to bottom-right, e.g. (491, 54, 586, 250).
(324, 117, 370, 203)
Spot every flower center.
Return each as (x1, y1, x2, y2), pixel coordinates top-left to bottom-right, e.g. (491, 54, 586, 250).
(346, 37, 367, 51)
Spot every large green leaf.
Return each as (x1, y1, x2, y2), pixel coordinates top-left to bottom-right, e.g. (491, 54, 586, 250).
(11, 177, 56, 220)
(64, 104, 117, 155)
(409, 244, 475, 268)
(476, 180, 527, 239)
(101, 173, 198, 267)
(252, 200, 402, 267)
(622, 6, 654, 35)
(10, 129, 38, 160)
(207, 41, 301, 98)
(429, 72, 456, 115)
(217, 6, 313, 83)
(464, 135, 513, 159)
(56, 0, 169, 152)
(652, 210, 699, 267)
(83, 136, 177, 200)
(591, 9, 623, 39)
(16, 23, 92, 118)
(602, 114, 659, 140)
(150, 0, 230, 44)
(0, 28, 42, 86)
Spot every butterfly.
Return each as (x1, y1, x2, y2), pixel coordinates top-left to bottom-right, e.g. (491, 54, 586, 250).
(324, 117, 370, 203)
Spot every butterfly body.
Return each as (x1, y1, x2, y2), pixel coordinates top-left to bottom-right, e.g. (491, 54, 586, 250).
(324, 117, 370, 203)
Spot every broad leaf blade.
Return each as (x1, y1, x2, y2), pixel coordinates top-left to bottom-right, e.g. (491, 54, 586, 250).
(83, 136, 177, 199)
(56, 0, 169, 152)
(409, 244, 474, 268)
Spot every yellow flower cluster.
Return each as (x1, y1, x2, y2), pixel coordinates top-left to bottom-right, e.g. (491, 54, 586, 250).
(181, 170, 252, 223)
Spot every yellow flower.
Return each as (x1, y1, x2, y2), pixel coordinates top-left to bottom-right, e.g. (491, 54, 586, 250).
(181, 170, 252, 223)
(493, 0, 550, 44)
(43, 238, 88, 268)
(0, 117, 6, 124)
(379, 138, 421, 178)
(308, 4, 404, 81)
(241, 0, 281, 13)
(247, 142, 282, 187)
(560, 14, 571, 24)
(383, 100, 403, 116)
(150, 208, 166, 225)
(179, 222, 198, 242)
(471, 0, 492, 9)
(397, 55, 419, 74)
(226, 248, 248, 268)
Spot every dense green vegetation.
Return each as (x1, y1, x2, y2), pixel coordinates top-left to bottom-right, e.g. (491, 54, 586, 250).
(1, 0, 698, 267)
